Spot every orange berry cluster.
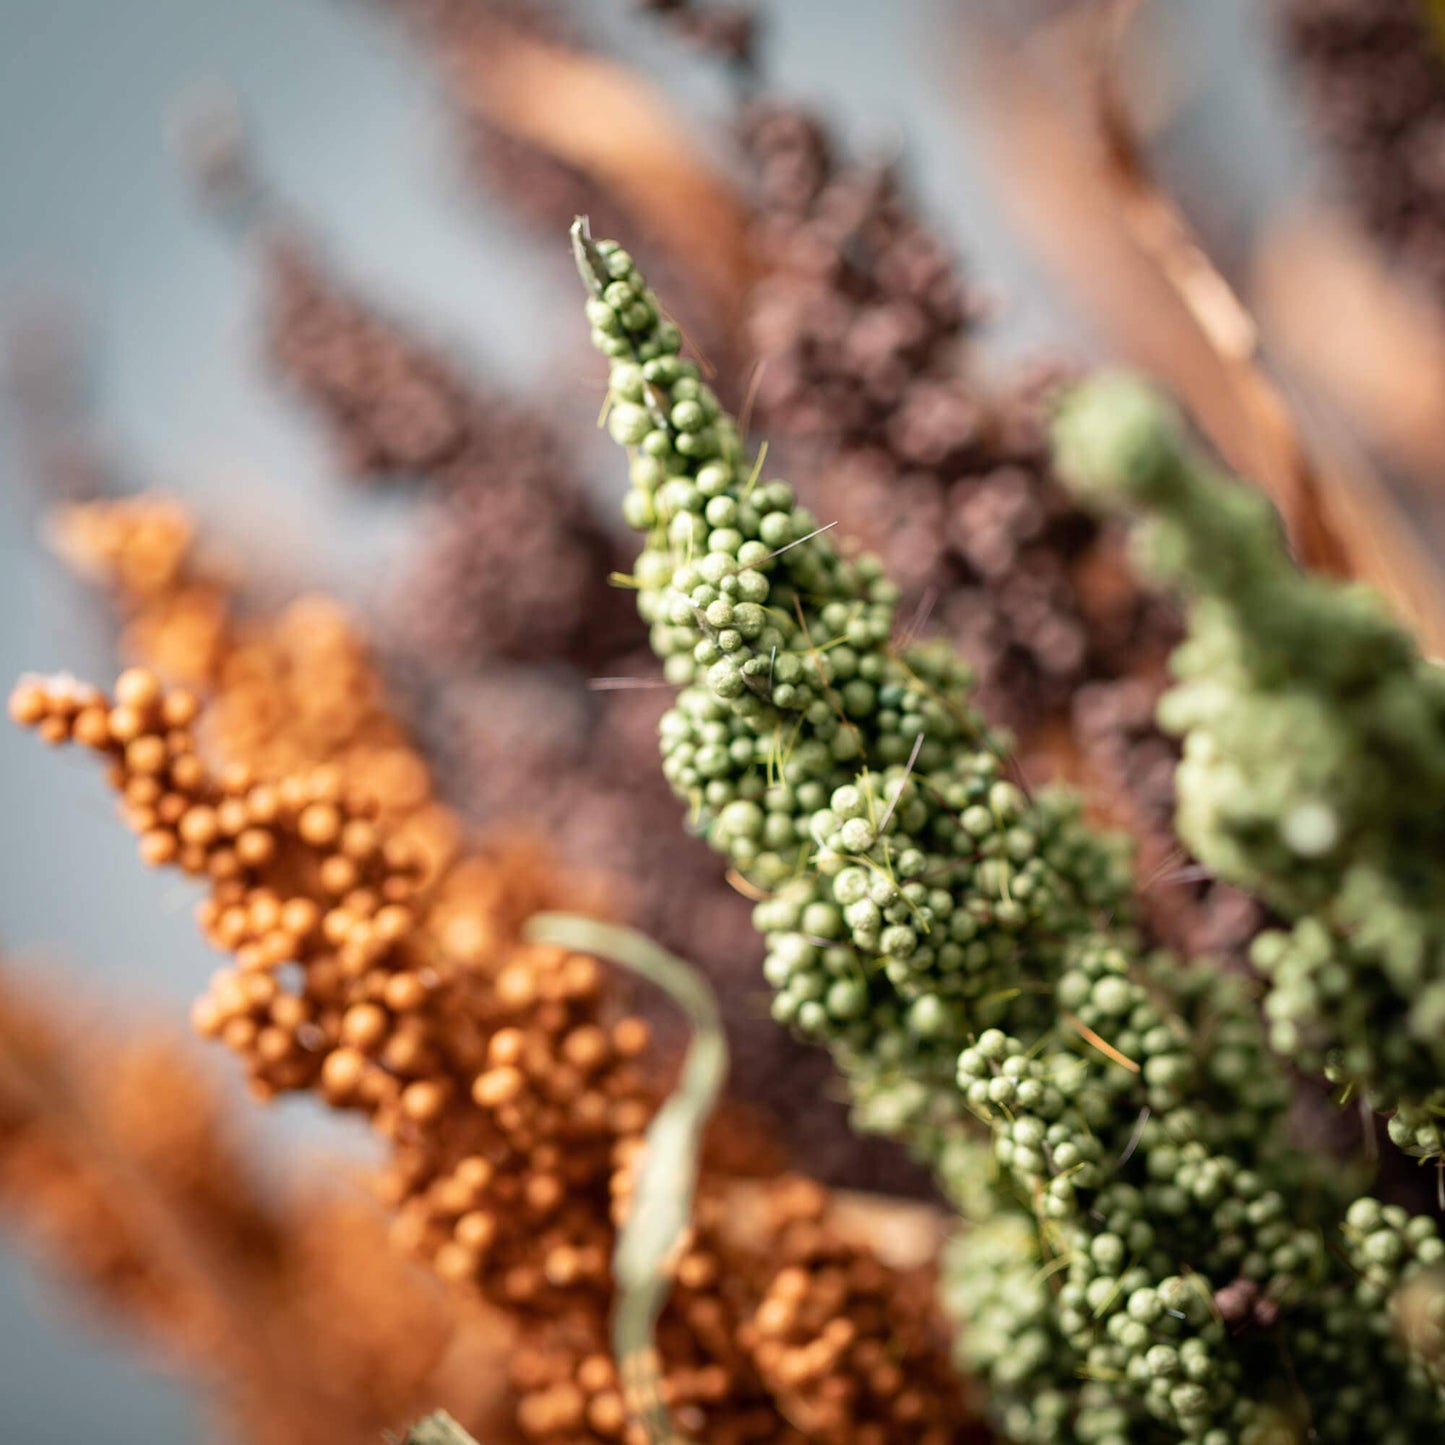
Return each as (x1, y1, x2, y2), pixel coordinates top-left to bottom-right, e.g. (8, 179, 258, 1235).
(50, 495, 234, 691)
(0, 971, 513, 1444)
(742, 1181, 968, 1445)
(50, 495, 461, 872)
(509, 1178, 981, 1445)
(13, 667, 988, 1444)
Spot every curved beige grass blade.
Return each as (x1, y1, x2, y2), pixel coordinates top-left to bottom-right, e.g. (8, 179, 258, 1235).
(525, 914, 726, 1445)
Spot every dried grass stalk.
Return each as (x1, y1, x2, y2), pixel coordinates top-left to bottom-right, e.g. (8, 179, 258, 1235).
(961, 4, 1445, 651)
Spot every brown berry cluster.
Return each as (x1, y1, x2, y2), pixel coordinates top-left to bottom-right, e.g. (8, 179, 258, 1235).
(264, 234, 478, 479)
(738, 101, 1173, 735)
(204, 594, 440, 821)
(1281, 0, 1445, 307)
(264, 236, 631, 670)
(0, 972, 511, 1445)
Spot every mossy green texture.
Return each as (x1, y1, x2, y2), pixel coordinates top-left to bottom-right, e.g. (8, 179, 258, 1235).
(576, 226, 1445, 1442)
(1056, 374, 1445, 1162)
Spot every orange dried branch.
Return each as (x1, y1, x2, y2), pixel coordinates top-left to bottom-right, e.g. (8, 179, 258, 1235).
(0, 970, 512, 1444)
(11, 664, 988, 1444)
(49, 494, 463, 877)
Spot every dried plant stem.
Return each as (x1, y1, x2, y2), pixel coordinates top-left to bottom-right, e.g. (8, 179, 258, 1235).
(527, 914, 726, 1445)
(440, 19, 752, 315)
(1094, 1, 1347, 578)
(962, 4, 1445, 652)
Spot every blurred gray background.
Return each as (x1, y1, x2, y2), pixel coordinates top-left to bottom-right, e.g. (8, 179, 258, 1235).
(0, 1, 1313, 1438)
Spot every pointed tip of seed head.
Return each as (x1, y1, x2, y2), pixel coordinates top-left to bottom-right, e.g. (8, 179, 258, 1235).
(1052, 371, 1181, 510)
(570, 215, 608, 296)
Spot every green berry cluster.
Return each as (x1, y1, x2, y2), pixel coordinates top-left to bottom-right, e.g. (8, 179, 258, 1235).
(574, 225, 1445, 1440)
(942, 1211, 1080, 1443)
(1054, 375, 1445, 1163)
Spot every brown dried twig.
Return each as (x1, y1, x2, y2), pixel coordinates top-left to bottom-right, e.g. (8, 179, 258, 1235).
(1091, 0, 1347, 578)
(1252, 207, 1445, 491)
(437, 16, 753, 317)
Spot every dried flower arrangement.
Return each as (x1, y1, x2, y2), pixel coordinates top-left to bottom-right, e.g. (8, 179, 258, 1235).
(9, 3, 1445, 1443)
(372, 0, 1271, 967)
(229, 152, 926, 1195)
